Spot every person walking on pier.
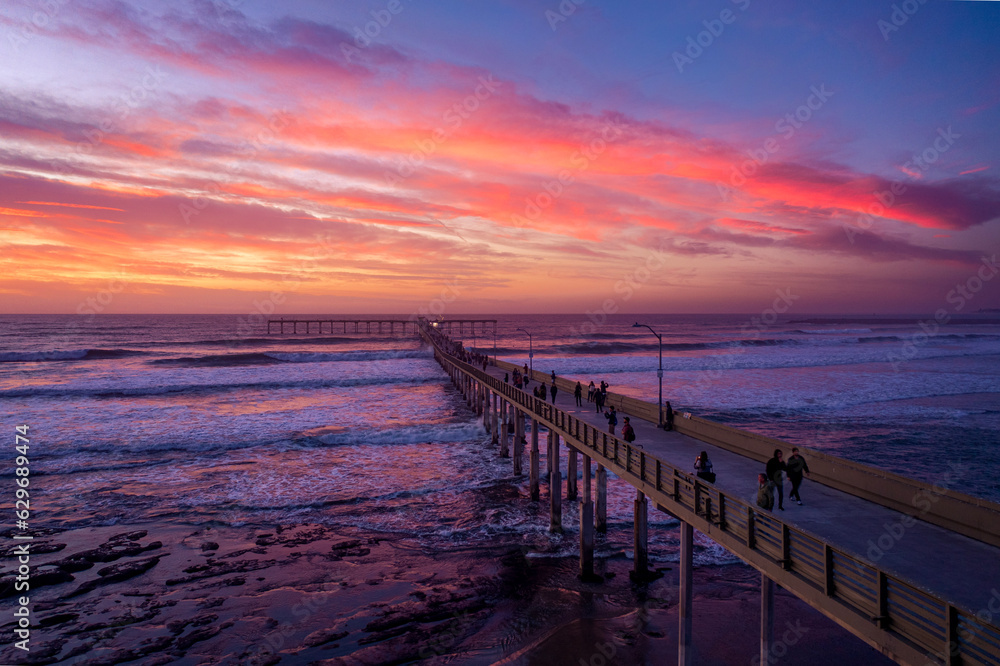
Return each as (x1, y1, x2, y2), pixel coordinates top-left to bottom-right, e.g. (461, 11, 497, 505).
(551, 370, 557, 384)
(587, 381, 596, 403)
(550, 382, 558, 402)
(574, 381, 583, 407)
(756, 473, 775, 511)
(539, 382, 547, 402)
(504, 373, 509, 384)
(595, 387, 606, 413)
(665, 401, 674, 431)
(605, 405, 618, 435)
(786, 447, 811, 505)
(766, 449, 788, 510)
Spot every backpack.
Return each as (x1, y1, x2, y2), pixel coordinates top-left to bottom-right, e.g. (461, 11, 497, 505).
(623, 425, 635, 442)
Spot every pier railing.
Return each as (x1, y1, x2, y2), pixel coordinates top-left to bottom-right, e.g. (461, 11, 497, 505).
(420, 323, 1000, 666)
(492, 356, 1000, 552)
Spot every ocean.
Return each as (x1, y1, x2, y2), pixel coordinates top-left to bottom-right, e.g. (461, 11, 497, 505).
(2, 312, 998, 664)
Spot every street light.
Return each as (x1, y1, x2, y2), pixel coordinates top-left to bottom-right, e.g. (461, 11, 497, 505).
(516, 327, 533, 377)
(632, 322, 663, 427)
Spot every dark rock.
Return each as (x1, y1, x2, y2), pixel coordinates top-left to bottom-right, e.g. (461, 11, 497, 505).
(166, 559, 275, 586)
(331, 539, 364, 551)
(39, 612, 79, 627)
(200, 541, 220, 551)
(67, 555, 161, 598)
(0, 541, 66, 557)
(303, 629, 350, 647)
(109, 530, 148, 542)
(53, 556, 95, 573)
(173, 624, 222, 651)
(198, 597, 226, 609)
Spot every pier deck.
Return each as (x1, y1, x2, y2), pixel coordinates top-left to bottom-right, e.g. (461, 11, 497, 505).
(420, 321, 1000, 665)
(479, 363, 1000, 614)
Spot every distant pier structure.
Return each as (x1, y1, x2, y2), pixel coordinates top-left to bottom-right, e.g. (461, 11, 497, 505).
(266, 318, 497, 336)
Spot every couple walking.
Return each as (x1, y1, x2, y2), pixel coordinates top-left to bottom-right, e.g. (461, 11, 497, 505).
(759, 448, 811, 511)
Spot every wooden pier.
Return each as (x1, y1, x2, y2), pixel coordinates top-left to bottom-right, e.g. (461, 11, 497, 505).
(417, 319, 1000, 666)
(265, 318, 496, 336)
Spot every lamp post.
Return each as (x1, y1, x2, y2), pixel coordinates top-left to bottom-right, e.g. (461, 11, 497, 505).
(632, 322, 663, 427)
(516, 328, 533, 378)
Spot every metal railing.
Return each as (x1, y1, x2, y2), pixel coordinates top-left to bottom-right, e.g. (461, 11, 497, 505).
(420, 321, 1000, 666)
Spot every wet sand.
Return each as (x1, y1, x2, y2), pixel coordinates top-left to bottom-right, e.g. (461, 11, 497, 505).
(0, 523, 894, 665)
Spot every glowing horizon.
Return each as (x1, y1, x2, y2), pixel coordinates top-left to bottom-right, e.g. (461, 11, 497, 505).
(1, 0, 999, 315)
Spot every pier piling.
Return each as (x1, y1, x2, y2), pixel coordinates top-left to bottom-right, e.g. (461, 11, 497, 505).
(567, 448, 578, 501)
(596, 465, 607, 532)
(500, 401, 510, 458)
(679, 520, 694, 666)
(491, 393, 498, 445)
(530, 419, 540, 501)
(632, 490, 649, 581)
(549, 431, 562, 532)
(580, 454, 595, 580)
(761, 574, 774, 666)
(514, 409, 523, 476)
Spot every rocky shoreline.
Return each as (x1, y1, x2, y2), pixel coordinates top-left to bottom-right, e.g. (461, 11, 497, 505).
(0, 522, 894, 664)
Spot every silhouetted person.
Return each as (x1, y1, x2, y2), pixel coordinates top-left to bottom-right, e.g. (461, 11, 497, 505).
(574, 381, 583, 406)
(766, 449, 787, 510)
(622, 416, 635, 443)
(786, 447, 811, 505)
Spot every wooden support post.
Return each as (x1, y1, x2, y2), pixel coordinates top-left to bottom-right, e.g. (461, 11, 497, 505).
(596, 465, 608, 532)
(679, 520, 693, 666)
(482, 387, 489, 429)
(530, 419, 540, 501)
(491, 393, 498, 445)
(580, 454, 594, 580)
(761, 573, 774, 666)
(632, 490, 648, 581)
(546, 427, 553, 480)
(513, 410, 523, 476)
(549, 431, 562, 532)
(500, 400, 509, 458)
(567, 447, 578, 501)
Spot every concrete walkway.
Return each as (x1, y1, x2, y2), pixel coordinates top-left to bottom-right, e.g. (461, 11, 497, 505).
(481, 365, 1000, 614)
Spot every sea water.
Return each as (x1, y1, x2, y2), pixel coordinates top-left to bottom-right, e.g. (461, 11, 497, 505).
(1, 312, 998, 662)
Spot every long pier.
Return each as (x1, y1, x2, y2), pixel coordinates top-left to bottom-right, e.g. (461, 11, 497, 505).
(417, 320, 1000, 665)
(266, 318, 497, 336)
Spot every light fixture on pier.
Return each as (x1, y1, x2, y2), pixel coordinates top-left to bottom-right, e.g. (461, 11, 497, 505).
(632, 322, 664, 427)
(516, 328, 533, 377)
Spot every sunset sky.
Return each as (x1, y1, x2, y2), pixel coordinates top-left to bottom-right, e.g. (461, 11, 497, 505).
(1, 0, 999, 315)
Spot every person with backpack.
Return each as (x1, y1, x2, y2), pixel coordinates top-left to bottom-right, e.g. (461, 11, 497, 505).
(756, 473, 775, 511)
(605, 406, 618, 435)
(694, 451, 715, 483)
(622, 416, 636, 443)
